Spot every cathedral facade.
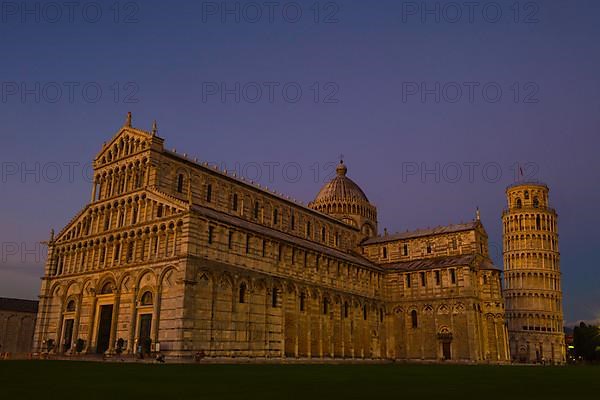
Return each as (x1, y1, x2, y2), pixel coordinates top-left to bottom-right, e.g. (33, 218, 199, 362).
(33, 114, 526, 362)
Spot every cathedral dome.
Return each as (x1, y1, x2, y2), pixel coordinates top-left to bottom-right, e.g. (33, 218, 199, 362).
(309, 160, 377, 238)
(313, 161, 369, 203)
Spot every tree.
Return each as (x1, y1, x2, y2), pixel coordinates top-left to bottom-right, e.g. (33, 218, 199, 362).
(573, 322, 600, 362)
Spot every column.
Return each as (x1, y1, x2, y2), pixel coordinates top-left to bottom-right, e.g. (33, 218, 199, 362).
(85, 294, 97, 353)
(151, 285, 162, 350)
(107, 292, 121, 354)
(128, 285, 139, 354)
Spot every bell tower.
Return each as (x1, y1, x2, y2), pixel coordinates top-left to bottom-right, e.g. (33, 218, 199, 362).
(502, 182, 565, 364)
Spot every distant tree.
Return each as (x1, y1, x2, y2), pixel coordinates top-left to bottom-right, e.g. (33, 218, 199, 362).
(573, 322, 600, 362)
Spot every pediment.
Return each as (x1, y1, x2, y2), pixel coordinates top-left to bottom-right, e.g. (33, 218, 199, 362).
(94, 127, 154, 166)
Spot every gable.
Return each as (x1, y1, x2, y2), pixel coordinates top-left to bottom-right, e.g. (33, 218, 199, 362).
(94, 126, 164, 167)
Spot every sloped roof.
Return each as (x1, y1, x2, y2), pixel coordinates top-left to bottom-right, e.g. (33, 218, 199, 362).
(0, 297, 39, 313)
(384, 254, 501, 272)
(191, 205, 379, 270)
(363, 221, 480, 245)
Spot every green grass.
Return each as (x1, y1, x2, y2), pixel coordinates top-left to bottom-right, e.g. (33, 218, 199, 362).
(0, 361, 598, 399)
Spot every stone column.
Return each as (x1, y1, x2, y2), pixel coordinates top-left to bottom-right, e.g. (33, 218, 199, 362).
(128, 286, 139, 354)
(91, 180, 97, 202)
(71, 293, 83, 351)
(85, 294, 97, 353)
(151, 284, 162, 350)
(55, 308, 64, 354)
(107, 292, 121, 353)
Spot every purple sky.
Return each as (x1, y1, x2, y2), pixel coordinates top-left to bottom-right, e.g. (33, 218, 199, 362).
(1, 0, 599, 324)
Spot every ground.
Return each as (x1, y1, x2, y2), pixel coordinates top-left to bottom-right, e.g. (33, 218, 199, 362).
(0, 361, 598, 399)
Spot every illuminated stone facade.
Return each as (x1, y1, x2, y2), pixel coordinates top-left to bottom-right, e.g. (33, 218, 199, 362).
(503, 183, 565, 363)
(33, 114, 511, 362)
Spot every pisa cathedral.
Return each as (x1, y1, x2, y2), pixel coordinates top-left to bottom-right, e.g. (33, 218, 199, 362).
(32, 114, 564, 363)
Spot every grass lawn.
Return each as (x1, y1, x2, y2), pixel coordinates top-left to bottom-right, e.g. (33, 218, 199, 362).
(0, 361, 598, 399)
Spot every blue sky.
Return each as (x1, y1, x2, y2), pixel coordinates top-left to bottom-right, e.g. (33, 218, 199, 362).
(1, 0, 599, 324)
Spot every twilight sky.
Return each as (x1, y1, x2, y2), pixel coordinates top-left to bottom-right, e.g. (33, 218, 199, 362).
(0, 0, 599, 324)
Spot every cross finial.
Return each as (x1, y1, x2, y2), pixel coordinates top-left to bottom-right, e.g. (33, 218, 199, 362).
(125, 111, 132, 127)
(476, 206, 480, 221)
(339, 153, 344, 163)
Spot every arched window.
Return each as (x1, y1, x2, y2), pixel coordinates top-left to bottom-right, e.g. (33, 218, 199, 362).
(536, 215, 541, 230)
(271, 288, 278, 307)
(524, 190, 529, 200)
(426, 243, 432, 254)
(239, 283, 246, 304)
(363, 305, 368, 320)
(321, 227, 326, 242)
(208, 226, 214, 244)
(533, 197, 539, 208)
(250, 199, 259, 218)
(323, 298, 329, 315)
(515, 198, 522, 208)
(450, 268, 457, 284)
(141, 291, 153, 306)
(343, 301, 349, 318)
(299, 292, 306, 312)
(232, 194, 238, 211)
(382, 246, 387, 258)
(206, 184, 212, 203)
(66, 300, 76, 312)
(113, 243, 121, 261)
(176, 174, 184, 193)
(227, 231, 233, 249)
(306, 221, 311, 238)
(273, 208, 278, 225)
(411, 310, 418, 328)
(123, 241, 133, 262)
(100, 282, 114, 294)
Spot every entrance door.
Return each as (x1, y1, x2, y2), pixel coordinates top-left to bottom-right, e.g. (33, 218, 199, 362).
(96, 305, 113, 354)
(138, 314, 152, 354)
(442, 341, 451, 360)
(63, 319, 74, 352)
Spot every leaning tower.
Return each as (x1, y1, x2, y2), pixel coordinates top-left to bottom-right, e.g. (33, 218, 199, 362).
(502, 182, 565, 364)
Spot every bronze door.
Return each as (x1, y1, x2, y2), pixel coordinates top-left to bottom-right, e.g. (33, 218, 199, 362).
(96, 305, 113, 354)
(442, 341, 451, 360)
(63, 319, 74, 351)
(138, 314, 152, 354)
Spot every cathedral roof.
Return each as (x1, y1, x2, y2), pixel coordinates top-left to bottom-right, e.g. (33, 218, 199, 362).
(312, 160, 370, 204)
(191, 204, 380, 270)
(384, 254, 500, 272)
(363, 221, 481, 245)
(0, 297, 39, 313)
